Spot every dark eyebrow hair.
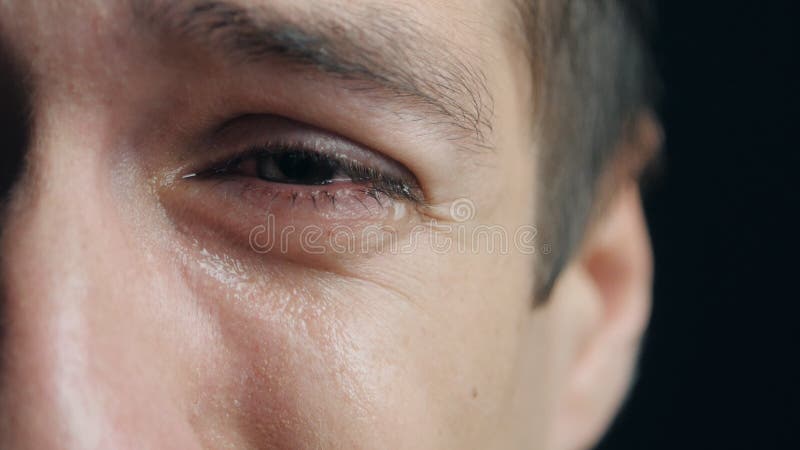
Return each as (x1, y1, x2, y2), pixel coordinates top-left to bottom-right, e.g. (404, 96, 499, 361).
(133, 0, 495, 151)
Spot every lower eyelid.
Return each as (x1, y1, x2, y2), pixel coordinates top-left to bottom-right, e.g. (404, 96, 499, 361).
(174, 175, 407, 224)
(239, 178, 397, 218)
(158, 175, 422, 263)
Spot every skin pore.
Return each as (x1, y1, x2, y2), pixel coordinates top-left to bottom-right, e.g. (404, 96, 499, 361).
(0, 1, 655, 449)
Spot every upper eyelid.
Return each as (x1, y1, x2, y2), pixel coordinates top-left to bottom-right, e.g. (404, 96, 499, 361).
(194, 115, 420, 185)
(214, 147, 344, 176)
(197, 141, 368, 178)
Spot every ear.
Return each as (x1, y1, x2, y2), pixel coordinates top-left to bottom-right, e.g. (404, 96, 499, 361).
(545, 182, 654, 450)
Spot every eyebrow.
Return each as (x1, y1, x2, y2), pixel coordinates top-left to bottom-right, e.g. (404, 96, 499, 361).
(133, 0, 495, 151)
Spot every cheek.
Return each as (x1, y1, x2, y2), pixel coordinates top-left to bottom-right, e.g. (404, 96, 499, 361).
(155, 217, 532, 449)
(167, 243, 451, 448)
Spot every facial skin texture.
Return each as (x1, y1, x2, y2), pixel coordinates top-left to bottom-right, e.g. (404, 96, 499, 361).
(0, 1, 655, 449)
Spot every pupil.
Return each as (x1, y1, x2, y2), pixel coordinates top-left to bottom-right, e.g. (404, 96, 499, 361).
(276, 152, 337, 184)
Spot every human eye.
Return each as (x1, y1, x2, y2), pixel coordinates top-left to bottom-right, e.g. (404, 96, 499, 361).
(197, 137, 422, 206)
(160, 115, 425, 253)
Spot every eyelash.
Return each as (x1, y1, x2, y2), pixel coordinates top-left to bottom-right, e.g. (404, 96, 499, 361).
(192, 143, 423, 204)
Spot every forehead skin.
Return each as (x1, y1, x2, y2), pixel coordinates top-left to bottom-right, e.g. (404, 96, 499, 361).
(0, 1, 543, 449)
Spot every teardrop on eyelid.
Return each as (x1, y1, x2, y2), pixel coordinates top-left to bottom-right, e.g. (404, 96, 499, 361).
(390, 201, 410, 221)
(416, 197, 478, 224)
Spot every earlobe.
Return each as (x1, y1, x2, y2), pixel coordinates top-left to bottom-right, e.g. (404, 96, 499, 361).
(546, 184, 653, 450)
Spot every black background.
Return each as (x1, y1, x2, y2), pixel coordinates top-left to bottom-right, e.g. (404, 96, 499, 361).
(597, 1, 798, 449)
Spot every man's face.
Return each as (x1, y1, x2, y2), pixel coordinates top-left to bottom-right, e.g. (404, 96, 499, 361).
(0, 1, 651, 449)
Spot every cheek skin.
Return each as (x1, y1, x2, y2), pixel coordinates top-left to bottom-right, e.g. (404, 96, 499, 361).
(168, 239, 449, 448)
(160, 211, 537, 449)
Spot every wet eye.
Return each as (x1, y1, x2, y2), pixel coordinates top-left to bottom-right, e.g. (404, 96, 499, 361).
(183, 116, 426, 203)
(254, 150, 342, 185)
(199, 143, 424, 204)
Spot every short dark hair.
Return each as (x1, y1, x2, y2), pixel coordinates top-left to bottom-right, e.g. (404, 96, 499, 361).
(518, 0, 659, 301)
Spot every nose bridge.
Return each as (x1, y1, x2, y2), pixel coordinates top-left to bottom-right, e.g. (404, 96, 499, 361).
(0, 118, 151, 449)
